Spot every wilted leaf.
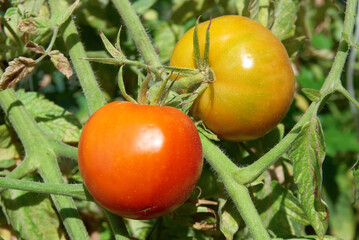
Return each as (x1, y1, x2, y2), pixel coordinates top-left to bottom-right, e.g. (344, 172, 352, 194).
(49, 50, 73, 79)
(271, 0, 299, 41)
(25, 41, 45, 54)
(15, 90, 82, 143)
(1, 176, 61, 240)
(18, 18, 37, 34)
(0, 57, 37, 89)
(18, 16, 52, 36)
(289, 118, 329, 238)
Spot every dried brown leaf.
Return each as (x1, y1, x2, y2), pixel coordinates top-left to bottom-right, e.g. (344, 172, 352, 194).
(18, 18, 36, 34)
(25, 41, 45, 54)
(0, 57, 37, 89)
(49, 50, 73, 79)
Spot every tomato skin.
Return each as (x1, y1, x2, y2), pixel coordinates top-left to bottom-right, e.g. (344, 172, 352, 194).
(78, 101, 203, 220)
(170, 15, 295, 141)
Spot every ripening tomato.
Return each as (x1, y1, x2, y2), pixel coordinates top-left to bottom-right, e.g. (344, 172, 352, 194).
(170, 15, 295, 141)
(78, 101, 203, 220)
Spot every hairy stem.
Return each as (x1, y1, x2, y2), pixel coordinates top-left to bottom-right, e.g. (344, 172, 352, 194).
(200, 134, 271, 240)
(0, 88, 90, 240)
(111, 0, 161, 69)
(0, 177, 87, 200)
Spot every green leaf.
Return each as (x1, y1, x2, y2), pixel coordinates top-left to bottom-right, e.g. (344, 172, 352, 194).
(81, 57, 123, 66)
(353, 159, 359, 203)
(132, 0, 157, 15)
(302, 88, 322, 102)
(248, 0, 259, 21)
(271, 0, 299, 41)
(17, 0, 45, 16)
(0, 125, 22, 162)
(15, 90, 82, 143)
(152, 22, 178, 63)
(1, 176, 61, 240)
(50, 0, 79, 26)
(325, 163, 356, 240)
(218, 198, 242, 240)
(289, 118, 329, 238)
(253, 180, 309, 237)
(3, 7, 22, 38)
(0, 159, 16, 169)
(235, 0, 246, 15)
(312, 34, 334, 50)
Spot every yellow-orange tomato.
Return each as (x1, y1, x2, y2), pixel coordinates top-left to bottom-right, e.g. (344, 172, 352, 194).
(170, 15, 295, 141)
(78, 101, 203, 219)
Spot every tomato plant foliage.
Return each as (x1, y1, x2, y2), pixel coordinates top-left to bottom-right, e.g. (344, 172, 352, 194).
(0, 0, 358, 240)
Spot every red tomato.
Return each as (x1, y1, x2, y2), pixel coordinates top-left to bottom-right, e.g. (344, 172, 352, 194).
(170, 15, 295, 141)
(78, 101, 203, 219)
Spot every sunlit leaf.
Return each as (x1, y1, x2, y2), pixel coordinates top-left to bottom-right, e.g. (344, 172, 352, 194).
(271, 0, 299, 41)
(15, 90, 82, 143)
(0, 125, 21, 162)
(51, 0, 80, 26)
(1, 176, 61, 240)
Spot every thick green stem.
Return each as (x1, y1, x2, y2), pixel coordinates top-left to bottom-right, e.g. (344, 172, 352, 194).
(61, 18, 106, 114)
(0, 89, 47, 154)
(111, 0, 161, 68)
(39, 154, 90, 240)
(0, 88, 90, 240)
(0, 177, 87, 200)
(200, 134, 270, 240)
(52, 141, 78, 161)
(48, 0, 106, 115)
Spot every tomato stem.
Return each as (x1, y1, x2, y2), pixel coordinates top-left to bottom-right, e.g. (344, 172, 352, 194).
(199, 133, 271, 240)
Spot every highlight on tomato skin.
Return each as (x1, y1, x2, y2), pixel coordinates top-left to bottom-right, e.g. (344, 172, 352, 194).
(78, 101, 203, 220)
(170, 15, 295, 142)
